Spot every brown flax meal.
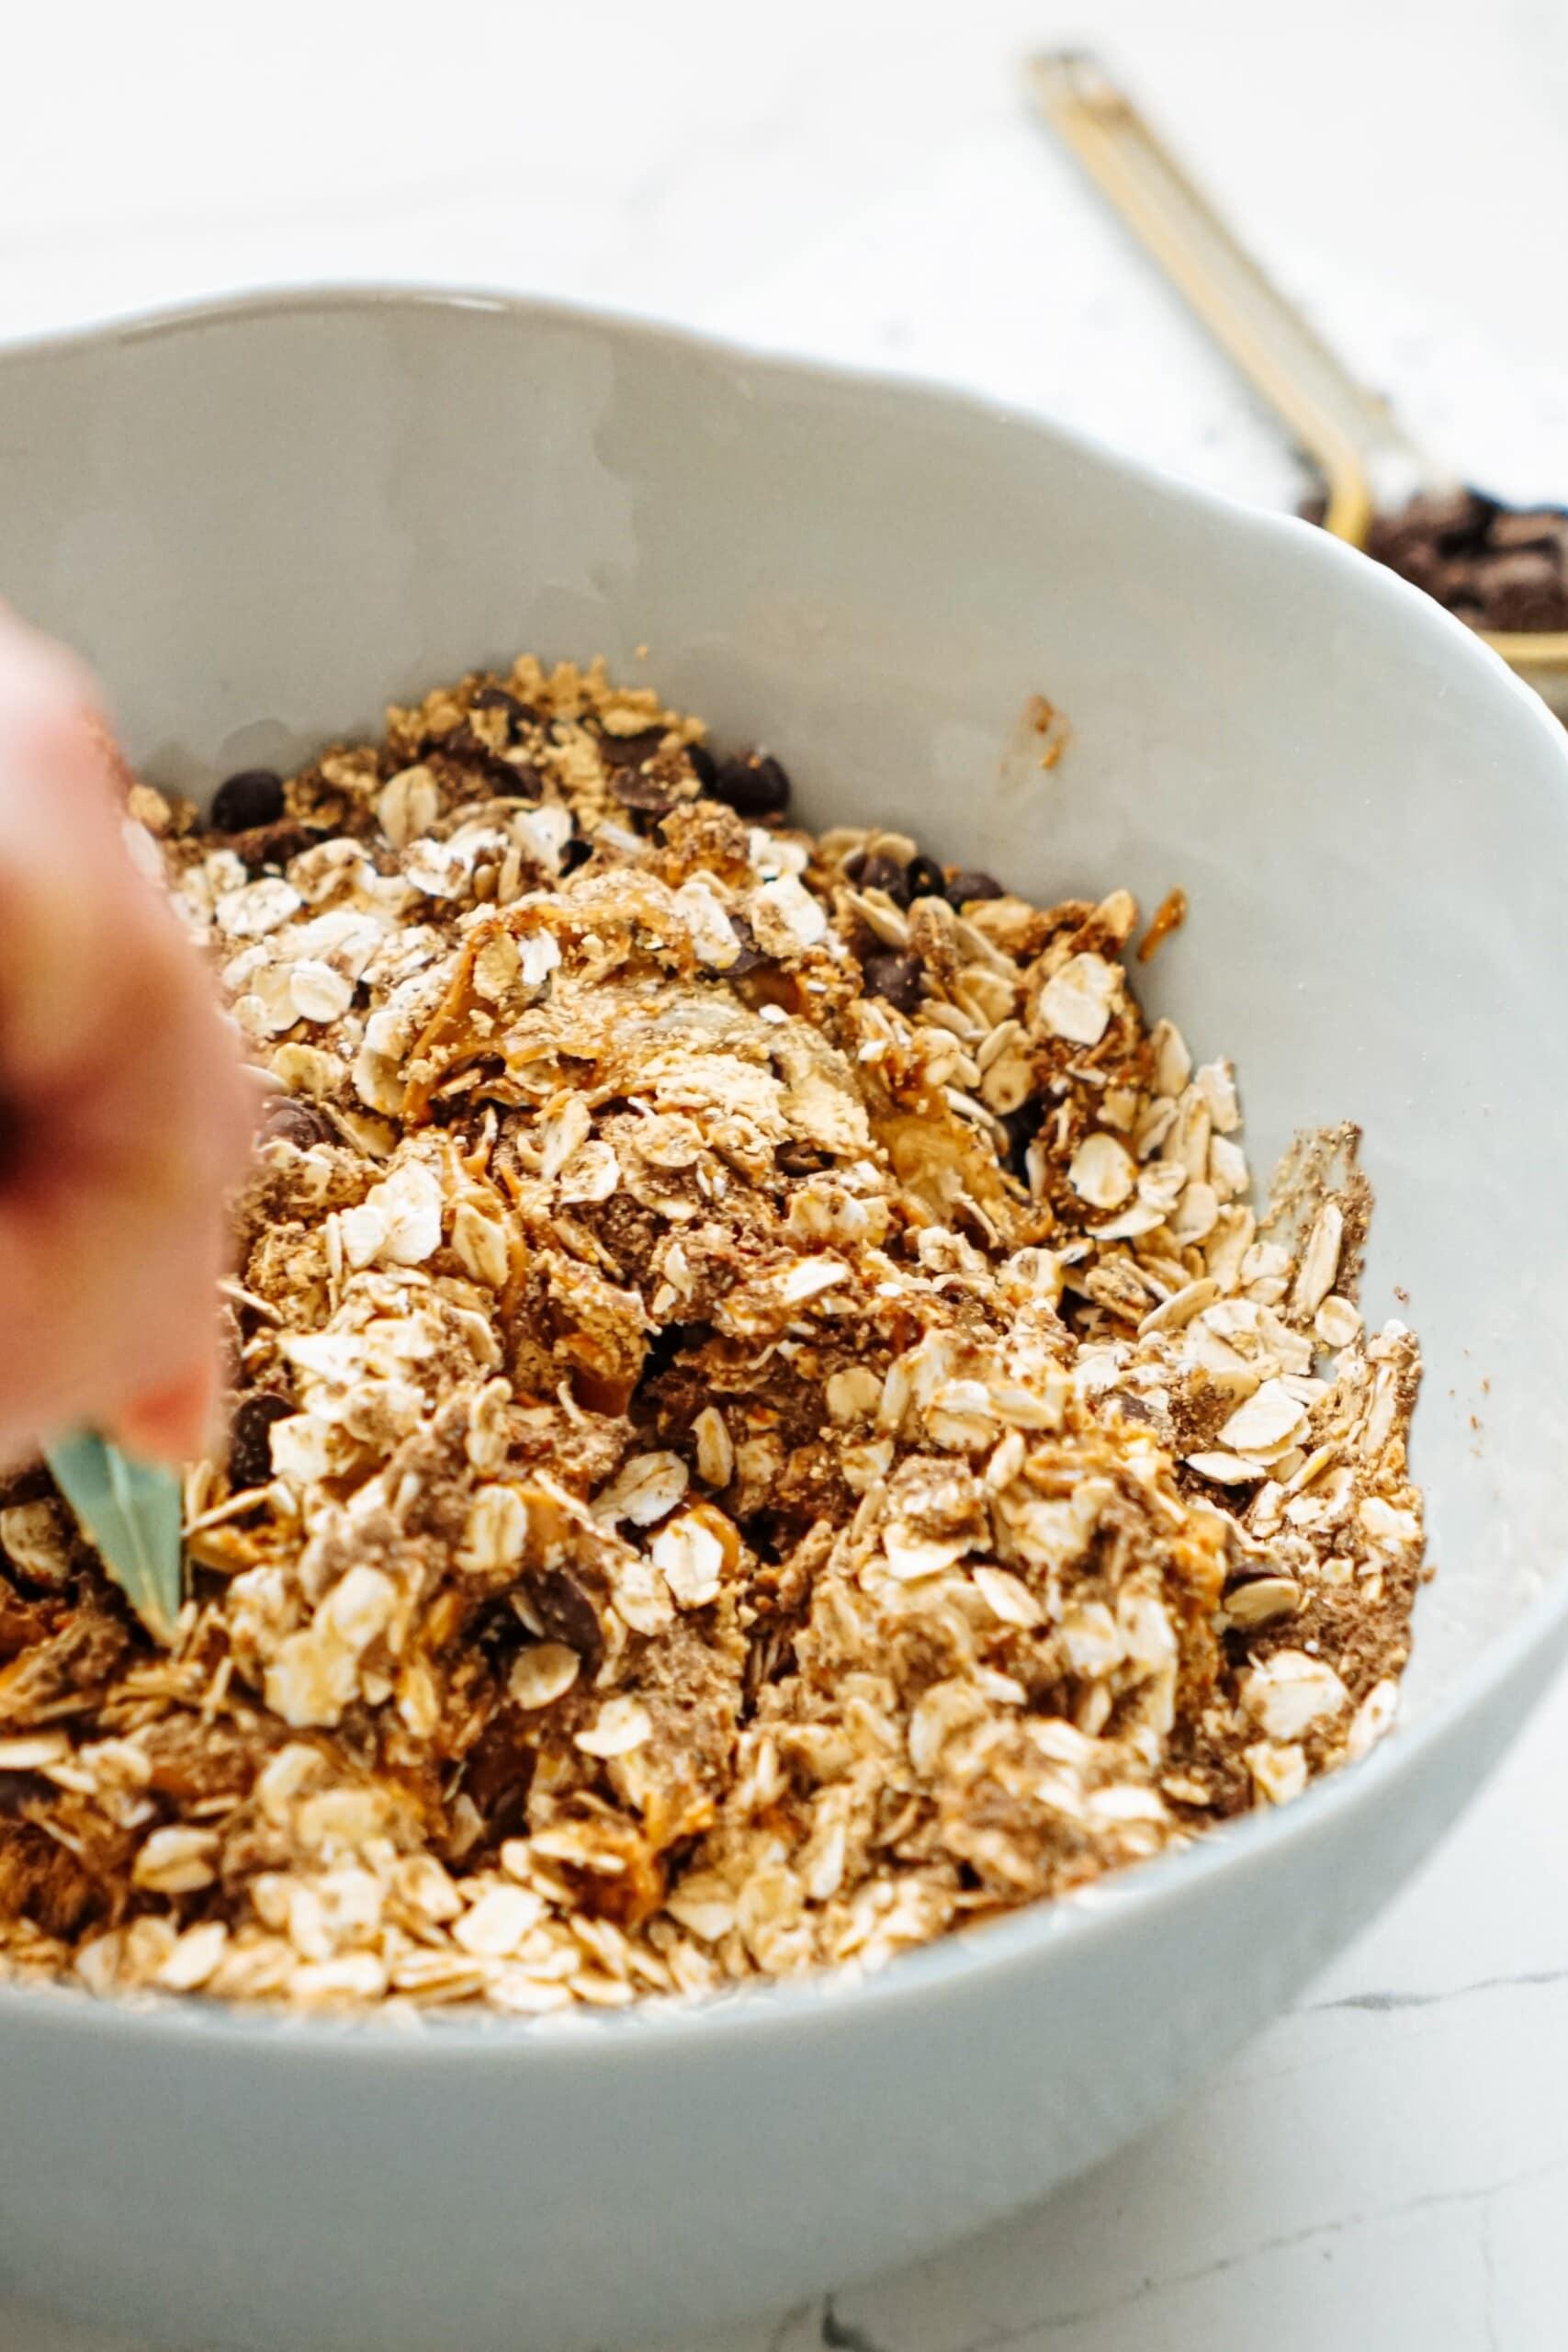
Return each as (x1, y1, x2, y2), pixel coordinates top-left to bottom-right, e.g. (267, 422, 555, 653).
(0, 655, 1426, 2012)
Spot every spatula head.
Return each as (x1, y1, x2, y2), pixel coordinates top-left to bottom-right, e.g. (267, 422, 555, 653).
(42, 1432, 184, 1644)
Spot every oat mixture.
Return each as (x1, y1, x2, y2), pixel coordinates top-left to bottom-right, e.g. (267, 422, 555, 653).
(0, 655, 1426, 2013)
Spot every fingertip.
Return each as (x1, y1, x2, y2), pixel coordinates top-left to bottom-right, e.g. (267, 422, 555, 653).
(112, 1361, 218, 1467)
(0, 603, 98, 697)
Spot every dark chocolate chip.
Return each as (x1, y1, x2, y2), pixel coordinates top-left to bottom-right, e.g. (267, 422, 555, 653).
(905, 853, 946, 902)
(559, 834, 593, 875)
(775, 1139, 829, 1177)
(0, 1464, 52, 1510)
(609, 768, 678, 815)
(211, 768, 285, 833)
(1487, 507, 1568, 555)
(1108, 1390, 1156, 1425)
(944, 869, 1005, 908)
(685, 741, 717, 790)
(470, 1594, 531, 1675)
(228, 1393, 293, 1492)
(1430, 558, 1487, 607)
(1389, 545, 1450, 598)
(708, 752, 791, 819)
(1473, 549, 1568, 632)
(599, 728, 666, 769)
(470, 685, 538, 727)
(1348, 484, 1568, 635)
(446, 744, 546, 800)
(520, 1567, 604, 1667)
(444, 726, 542, 797)
(1395, 486, 1493, 552)
(258, 1097, 335, 1151)
(856, 854, 912, 908)
(727, 914, 766, 974)
(862, 950, 924, 1013)
(638, 1319, 712, 1387)
(999, 1097, 1045, 1182)
(457, 1713, 536, 1839)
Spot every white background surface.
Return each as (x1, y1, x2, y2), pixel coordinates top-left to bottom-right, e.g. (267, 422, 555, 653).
(6, 3, 1568, 2346)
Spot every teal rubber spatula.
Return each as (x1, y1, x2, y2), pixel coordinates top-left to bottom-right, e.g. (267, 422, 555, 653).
(42, 1431, 185, 1645)
(0, 1089, 186, 1642)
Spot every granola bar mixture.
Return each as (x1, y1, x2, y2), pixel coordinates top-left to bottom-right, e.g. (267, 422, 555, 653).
(0, 656, 1426, 2012)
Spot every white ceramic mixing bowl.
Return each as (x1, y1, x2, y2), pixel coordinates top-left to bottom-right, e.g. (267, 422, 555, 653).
(1, 289, 1566, 2352)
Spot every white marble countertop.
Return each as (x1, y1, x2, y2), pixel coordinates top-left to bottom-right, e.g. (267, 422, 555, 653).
(6, 4, 1568, 2346)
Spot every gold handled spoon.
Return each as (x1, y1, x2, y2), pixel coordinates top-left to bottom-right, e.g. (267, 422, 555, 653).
(1029, 50, 1568, 708)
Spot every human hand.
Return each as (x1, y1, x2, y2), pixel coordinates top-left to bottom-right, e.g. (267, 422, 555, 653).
(0, 611, 254, 1465)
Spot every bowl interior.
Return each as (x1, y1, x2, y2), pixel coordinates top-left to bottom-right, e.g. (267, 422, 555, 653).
(5, 289, 1567, 1719)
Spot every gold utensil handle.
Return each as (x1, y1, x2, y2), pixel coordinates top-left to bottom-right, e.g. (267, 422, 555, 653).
(1028, 50, 1568, 688)
(1028, 50, 1427, 547)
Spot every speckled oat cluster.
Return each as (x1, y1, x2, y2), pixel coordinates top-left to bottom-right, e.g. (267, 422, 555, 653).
(0, 654, 1426, 2011)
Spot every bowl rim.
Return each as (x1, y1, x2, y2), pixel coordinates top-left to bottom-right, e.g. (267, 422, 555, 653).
(2, 278, 1566, 2061)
